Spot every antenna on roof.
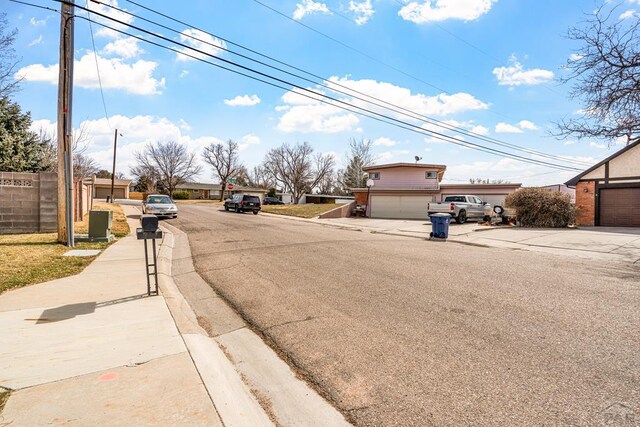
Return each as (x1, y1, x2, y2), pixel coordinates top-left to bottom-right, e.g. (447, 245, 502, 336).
(414, 156, 422, 163)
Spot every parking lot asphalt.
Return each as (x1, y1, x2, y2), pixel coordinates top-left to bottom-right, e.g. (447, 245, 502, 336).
(167, 204, 640, 426)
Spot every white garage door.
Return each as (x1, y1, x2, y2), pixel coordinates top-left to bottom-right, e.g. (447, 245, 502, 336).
(370, 195, 432, 219)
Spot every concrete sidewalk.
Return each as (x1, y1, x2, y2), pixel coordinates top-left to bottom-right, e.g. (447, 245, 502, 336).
(0, 206, 348, 426)
(315, 217, 640, 264)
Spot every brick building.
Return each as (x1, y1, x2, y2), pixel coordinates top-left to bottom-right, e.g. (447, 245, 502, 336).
(565, 139, 640, 227)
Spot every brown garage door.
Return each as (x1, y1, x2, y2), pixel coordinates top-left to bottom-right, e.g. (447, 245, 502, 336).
(599, 187, 640, 227)
(95, 187, 125, 200)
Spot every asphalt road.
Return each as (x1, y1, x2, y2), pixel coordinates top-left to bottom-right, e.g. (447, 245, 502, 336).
(168, 204, 640, 426)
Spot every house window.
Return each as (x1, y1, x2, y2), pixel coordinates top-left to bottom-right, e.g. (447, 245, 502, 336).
(425, 171, 437, 179)
(193, 189, 199, 193)
(369, 172, 380, 180)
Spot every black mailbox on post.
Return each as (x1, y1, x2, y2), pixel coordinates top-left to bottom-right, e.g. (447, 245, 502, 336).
(140, 214, 159, 232)
(136, 215, 163, 296)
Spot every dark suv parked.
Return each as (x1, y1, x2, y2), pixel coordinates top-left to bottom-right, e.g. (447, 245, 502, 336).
(263, 197, 284, 205)
(224, 194, 261, 214)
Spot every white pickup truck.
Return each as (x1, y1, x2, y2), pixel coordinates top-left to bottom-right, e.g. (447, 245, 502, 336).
(427, 195, 493, 224)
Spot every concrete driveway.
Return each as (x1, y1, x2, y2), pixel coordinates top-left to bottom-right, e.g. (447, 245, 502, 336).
(316, 217, 640, 264)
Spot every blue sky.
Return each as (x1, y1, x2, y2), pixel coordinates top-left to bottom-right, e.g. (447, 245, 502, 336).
(5, 0, 635, 185)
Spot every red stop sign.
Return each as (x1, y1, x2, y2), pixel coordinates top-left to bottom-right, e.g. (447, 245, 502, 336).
(227, 183, 234, 190)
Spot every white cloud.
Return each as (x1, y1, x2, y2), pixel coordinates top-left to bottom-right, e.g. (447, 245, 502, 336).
(372, 137, 399, 147)
(399, 0, 497, 23)
(176, 29, 226, 62)
(569, 53, 584, 62)
(326, 76, 488, 116)
(28, 35, 43, 47)
(179, 118, 191, 131)
(470, 125, 489, 135)
(293, 0, 331, 20)
(563, 140, 577, 145)
(619, 9, 637, 19)
(276, 77, 488, 133)
(179, 70, 189, 78)
(276, 104, 359, 133)
(350, 0, 375, 25)
(30, 17, 46, 27)
(239, 133, 262, 150)
(103, 37, 143, 58)
(495, 122, 523, 133)
(33, 115, 225, 180)
(495, 120, 538, 133)
(518, 120, 538, 130)
(590, 141, 606, 149)
(493, 55, 554, 86)
(274, 105, 290, 112)
(15, 52, 165, 95)
(224, 94, 261, 107)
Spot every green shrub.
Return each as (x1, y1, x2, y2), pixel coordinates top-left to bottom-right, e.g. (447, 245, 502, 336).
(172, 190, 190, 200)
(504, 188, 575, 228)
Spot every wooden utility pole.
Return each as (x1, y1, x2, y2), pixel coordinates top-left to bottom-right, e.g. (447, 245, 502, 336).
(57, 0, 75, 245)
(109, 129, 118, 203)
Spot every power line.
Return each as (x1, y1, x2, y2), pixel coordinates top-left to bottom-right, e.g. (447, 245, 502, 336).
(105, 0, 590, 167)
(85, 0, 112, 129)
(248, 0, 450, 94)
(57, 0, 582, 172)
(16, 0, 580, 171)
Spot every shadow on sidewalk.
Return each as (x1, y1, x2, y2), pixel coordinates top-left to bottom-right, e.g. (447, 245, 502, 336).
(31, 294, 149, 324)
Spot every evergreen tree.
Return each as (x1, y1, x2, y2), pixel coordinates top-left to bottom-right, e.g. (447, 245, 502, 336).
(0, 97, 49, 172)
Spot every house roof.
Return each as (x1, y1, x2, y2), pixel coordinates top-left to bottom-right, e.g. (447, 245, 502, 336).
(565, 138, 640, 186)
(93, 178, 131, 186)
(363, 162, 447, 171)
(176, 182, 219, 190)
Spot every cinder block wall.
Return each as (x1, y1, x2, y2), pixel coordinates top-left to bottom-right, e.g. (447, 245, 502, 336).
(0, 172, 58, 233)
(575, 181, 595, 226)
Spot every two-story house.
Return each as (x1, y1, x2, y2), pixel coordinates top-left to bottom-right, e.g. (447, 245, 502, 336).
(352, 163, 446, 219)
(352, 162, 522, 219)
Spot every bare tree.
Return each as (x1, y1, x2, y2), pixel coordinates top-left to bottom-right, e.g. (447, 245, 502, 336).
(263, 142, 335, 204)
(73, 153, 100, 179)
(131, 140, 201, 196)
(469, 178, 510, 184)
(202, 139, 243, 201)
(337, 137, 376, 194)
(248, 164, 275, 188)
(556, 5, 640, 146)
(0, 14, 20, 98)
(316, 169, 337, 195)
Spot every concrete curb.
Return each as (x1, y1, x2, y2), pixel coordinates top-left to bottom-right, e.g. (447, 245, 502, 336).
(157, 221, 352, 427)
(156, 227, 275, 426)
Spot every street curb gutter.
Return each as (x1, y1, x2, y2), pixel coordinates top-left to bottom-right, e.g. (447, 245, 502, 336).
(157, 223, 351, 426)
(156, 231, 274, 427)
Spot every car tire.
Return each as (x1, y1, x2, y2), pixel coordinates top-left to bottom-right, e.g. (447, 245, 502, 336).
(236, 205, 242, 213)
(253, 210, 259, 215)
(456, 210, 467, 224)
(173, 215, 177, 219)
(224, 205, 229, 211)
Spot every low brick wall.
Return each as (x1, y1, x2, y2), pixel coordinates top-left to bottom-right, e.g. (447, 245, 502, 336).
(318, 201, 355, 219)
(0, 171, 57, 234)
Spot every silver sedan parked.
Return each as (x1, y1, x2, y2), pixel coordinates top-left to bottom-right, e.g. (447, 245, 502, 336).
(142, 194, 178, 218)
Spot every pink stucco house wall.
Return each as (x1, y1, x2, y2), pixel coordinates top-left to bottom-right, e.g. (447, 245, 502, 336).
(350, 162, 522, 219)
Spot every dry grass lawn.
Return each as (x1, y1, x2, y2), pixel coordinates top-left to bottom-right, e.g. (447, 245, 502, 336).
(261, 203, 342, 219)
(0, 203, 130, 295)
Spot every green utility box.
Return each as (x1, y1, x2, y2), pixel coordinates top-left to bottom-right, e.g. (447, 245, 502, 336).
(88, 210, 113, 241)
